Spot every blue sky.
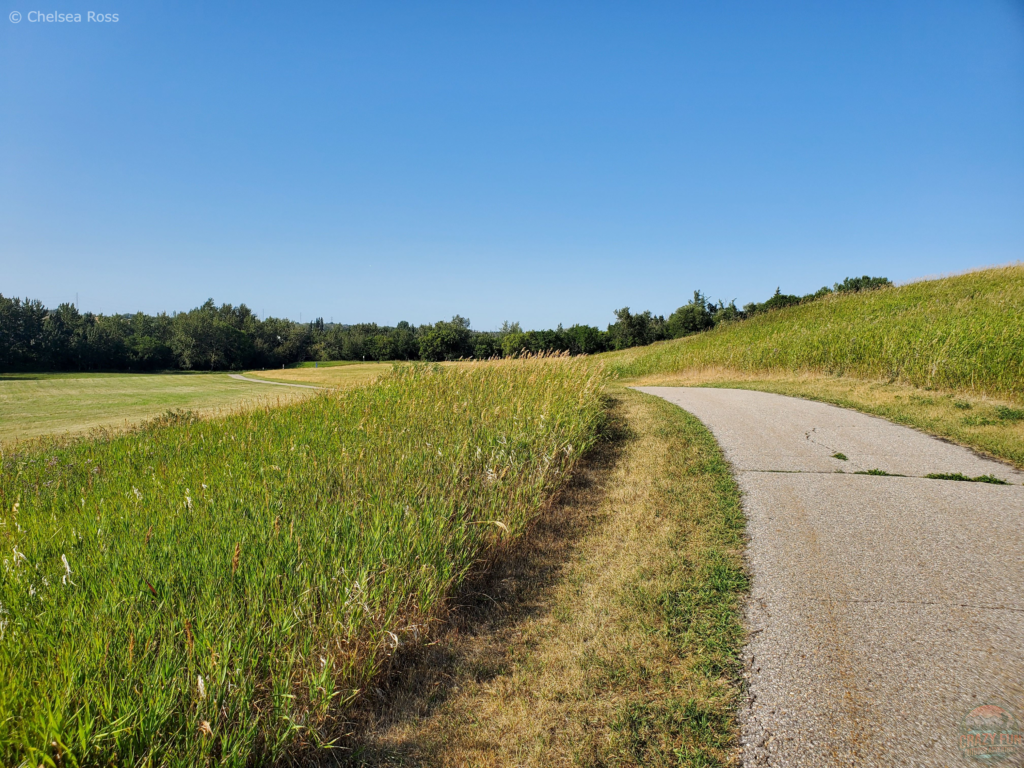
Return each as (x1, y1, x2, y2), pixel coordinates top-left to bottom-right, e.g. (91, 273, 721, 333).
(2, 1, 1022, 329)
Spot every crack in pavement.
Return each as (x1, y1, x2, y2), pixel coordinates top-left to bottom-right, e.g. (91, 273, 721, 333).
(766, 596, 1024, 614)
(739, 468, 1019, 483)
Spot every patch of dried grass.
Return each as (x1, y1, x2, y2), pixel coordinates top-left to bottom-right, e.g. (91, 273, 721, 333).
(347, 387, 746, 767)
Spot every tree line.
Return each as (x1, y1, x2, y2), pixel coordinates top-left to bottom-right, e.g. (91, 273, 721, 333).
(0, 276, 889, 372)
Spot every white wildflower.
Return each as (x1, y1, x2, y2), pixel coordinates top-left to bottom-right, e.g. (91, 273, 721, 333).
(197, 675, 206, 699)
(12, 547, 27, 565)
(184, 490, 193, 511)
(61, 554, 74, 586)
(132, 487, 143, 502)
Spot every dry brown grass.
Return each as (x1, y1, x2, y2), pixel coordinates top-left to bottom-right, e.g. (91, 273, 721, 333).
(244, 362, 389, 387)
(344, 387, 747, 767)
(629, 367, 1024, 470)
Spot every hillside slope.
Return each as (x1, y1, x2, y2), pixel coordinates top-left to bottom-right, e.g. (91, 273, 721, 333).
(603, 265, 1024, 402)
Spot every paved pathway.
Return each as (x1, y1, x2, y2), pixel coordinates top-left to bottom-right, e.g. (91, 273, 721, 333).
(637, 387, 1024, 767)
(228, 373, 322, 389)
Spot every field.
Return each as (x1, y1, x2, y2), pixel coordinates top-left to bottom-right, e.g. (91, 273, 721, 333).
(0, 373, 308, 444)
(244, 362, 389, 388)
(0, 356, 604, 766)
(5, 266, 1020, 765)
(605, 264, 1024, 402)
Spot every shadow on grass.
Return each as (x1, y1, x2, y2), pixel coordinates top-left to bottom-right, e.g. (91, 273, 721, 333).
(329, 399, 631, 767)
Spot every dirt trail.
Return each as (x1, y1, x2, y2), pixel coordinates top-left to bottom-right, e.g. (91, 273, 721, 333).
(638, 387, 1024, 767)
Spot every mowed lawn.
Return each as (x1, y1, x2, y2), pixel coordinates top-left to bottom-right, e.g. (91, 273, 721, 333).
(245, 361, 391, 387)
(0, 372, 308, 443)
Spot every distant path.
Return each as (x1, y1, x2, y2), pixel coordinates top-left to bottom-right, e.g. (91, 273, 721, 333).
(636, 387, 1024, 768)
(228, 373, 323, 390)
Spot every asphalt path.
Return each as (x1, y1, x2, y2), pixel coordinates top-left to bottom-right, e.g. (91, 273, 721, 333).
(636, 387, 1024, 767)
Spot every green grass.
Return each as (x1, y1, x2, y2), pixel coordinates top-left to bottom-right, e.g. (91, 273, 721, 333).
(603, 264, 1024, 402)
(605, 391, 747, 766)
(0, 356, 604, 766)
(0, 372, 306, 444)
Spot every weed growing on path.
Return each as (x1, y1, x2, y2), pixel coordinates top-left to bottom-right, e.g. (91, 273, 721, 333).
(924, 472, 1010, 485)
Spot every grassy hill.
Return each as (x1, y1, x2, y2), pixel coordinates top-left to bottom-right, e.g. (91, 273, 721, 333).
(603, 264, 1024, 402)
(0, 358, 604, 765)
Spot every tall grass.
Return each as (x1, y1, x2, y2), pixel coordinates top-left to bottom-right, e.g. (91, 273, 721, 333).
(0, 355, 604, 766)
(604, 265, 1024, 401)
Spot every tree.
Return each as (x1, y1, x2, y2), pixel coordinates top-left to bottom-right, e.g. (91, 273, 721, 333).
(607, 307, 665, 350)
(420, 317, 473, 361)
(501, 331, 529, 357)
(745, 287, 801, 316)
(563, 324, 606, 355)
(833, 275, 891, 294)
(171, 305, 221, 370)
(667, 291, 715, 338)
(474, 335, 499, 359)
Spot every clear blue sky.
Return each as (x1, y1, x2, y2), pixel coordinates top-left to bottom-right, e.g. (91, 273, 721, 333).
(2, 1, 1022, 329)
